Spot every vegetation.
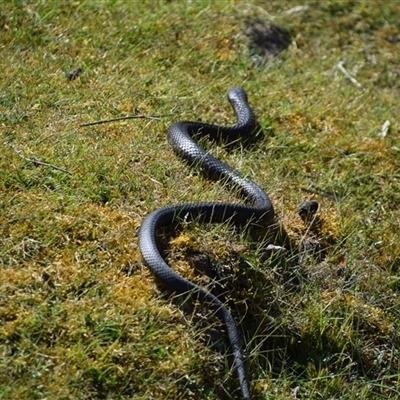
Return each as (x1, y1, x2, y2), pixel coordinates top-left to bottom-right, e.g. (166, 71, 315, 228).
(1, 1, 399, 399)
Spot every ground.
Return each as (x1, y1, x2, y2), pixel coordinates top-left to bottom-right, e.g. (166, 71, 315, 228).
(1, 1, 400, 399)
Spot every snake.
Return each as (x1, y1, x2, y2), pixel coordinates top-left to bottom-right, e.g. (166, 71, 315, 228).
(138, 87, 275, 399)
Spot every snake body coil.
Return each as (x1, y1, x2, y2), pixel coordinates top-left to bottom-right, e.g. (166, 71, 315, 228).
(138, 87, 274, 399)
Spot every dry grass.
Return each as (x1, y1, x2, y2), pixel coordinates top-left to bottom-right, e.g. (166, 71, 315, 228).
(1, 1, 400, 399)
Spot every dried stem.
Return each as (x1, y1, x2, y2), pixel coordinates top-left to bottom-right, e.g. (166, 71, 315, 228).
(337, 61, 364, 90)
(80, 114, 172, 127)
(6, 142, 73, 175)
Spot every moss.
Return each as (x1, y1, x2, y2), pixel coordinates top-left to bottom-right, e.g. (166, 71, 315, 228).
(1, 1, 400, 399)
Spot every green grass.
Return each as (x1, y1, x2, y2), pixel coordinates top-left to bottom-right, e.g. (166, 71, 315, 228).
(1, 1, 400, 399)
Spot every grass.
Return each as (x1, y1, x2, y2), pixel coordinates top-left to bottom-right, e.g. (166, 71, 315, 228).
(1, 0, 400, 399)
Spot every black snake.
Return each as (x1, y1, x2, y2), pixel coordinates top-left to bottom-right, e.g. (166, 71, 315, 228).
(138, 87, 275, 399)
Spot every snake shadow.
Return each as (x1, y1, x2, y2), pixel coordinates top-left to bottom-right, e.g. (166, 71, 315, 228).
(153, 217, 302, 399)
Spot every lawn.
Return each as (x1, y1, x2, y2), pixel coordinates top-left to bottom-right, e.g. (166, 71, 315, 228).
(1, 1, 400, 399)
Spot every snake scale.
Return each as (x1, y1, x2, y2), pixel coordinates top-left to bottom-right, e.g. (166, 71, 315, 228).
(138, 87, 275, 399)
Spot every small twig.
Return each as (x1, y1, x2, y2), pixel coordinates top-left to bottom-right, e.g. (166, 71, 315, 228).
(284, 5, 309, 15)
(6, 142, 73, 175)
(379, 120, 390, 137)
(80, 114, 172, 127)
(337, 61, 364, 91)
